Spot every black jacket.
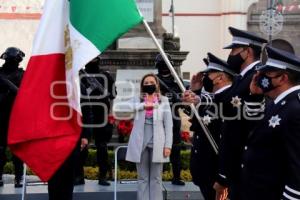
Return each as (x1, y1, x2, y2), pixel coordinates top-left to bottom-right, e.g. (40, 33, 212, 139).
(0, 66, 24, 146)
(190, 86, 233, 187)
(218, 64, 265, 186)
(80, 69, 116, 142)
(240, 88, 300, 200)
(80, 82, 93, 140)
(157, 74, 184, 144)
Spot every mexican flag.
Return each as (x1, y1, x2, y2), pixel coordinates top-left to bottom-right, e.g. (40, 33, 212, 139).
(8, 0, 142, 181)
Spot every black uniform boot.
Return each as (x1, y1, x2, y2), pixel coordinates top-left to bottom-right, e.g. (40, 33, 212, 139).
(98, 179, 110, 186)
(171, 178, 185, 186)
(98, 173, 110, 186)
(74, 176, 85, 185)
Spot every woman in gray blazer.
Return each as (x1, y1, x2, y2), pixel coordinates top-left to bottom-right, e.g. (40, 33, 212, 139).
(126, 73, 173, 200)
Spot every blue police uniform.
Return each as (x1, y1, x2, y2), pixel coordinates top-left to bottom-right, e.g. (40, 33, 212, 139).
(240, 46, 300, 200)
(217, 27, 267, 199)
(190, 53, 236, 200)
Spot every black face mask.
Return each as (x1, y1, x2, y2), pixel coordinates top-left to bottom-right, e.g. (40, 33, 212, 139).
(3, 59, 19, 72)
(143, 84, 156, 95)
(256, 73, 280, 93)
(227, 53, 245, 74)
(203, 75, 214, 93)
(158, 68, 171, 76)
(157, 63, 171, 76)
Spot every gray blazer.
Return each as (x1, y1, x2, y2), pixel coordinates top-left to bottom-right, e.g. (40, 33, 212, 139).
(125, 96, 173, 163)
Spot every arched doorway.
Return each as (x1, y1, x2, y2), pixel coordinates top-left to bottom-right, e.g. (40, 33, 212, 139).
(247, 0, 300, 56)
(271, 39, 295, 54)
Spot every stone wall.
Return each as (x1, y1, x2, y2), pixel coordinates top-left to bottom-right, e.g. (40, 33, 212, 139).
(248, 0, 300, 55)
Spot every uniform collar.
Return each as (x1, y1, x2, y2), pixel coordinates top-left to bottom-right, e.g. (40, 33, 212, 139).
(214, 84, 232, 94)
(240, 61, 260, 77)
(274, 85, 300, 104)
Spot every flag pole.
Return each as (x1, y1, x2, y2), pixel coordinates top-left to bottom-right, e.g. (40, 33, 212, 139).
(21, 164, 27, 200)
(142, 19, 219, 154)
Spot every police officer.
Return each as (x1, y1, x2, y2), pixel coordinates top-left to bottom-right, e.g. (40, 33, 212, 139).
(155, 53, 185, 185)
(182, 53, 235, 200)
(213, 27, 267, 200)
(78, 58, 116, 186)
(0, 47, 25, 188)
(239, 46, 300, 200)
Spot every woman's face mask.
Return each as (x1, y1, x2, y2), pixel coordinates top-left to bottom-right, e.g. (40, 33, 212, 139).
(143, 84, 157, 95)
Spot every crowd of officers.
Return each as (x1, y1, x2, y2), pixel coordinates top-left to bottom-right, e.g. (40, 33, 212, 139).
(183, 26, 300, 200)
(1, 25, 300, 200)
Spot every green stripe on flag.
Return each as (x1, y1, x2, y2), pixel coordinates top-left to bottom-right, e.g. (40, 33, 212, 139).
(70, 0, 143, 52)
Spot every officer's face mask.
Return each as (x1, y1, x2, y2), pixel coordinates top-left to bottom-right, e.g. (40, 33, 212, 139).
(143, 84, 157, 95)
(227, 48, 248, 74)
(202, 74, 217, 93)
(256, 72, 283, 93)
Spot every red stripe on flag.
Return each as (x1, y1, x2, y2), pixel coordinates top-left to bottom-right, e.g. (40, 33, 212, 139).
(8, 54, 81, 181)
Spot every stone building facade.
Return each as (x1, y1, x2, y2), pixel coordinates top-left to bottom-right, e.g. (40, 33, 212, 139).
(248, 0, 300, 55)
(1, 0, 299, 76)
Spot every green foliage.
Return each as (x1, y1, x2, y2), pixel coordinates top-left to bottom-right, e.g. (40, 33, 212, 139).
(4, 149, 192, 181)
(85, 149, 97, 167)
(180, 150, 191, 170)
(3, 162, 14, 174)
(5, 149, 191, 169)
(3, 162, 34, 175)
(5, 149, 13, 161)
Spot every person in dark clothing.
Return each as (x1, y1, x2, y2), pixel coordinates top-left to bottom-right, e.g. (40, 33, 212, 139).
(75, 58, 116, 186)
(0, 47, 25, 188)
(239, 46, 300, 200)
(73, 80, 94, 186)
(48, 145, 80, 200)
(73, 144, 88, 185)
(213, 27, 267, 200)
(155, 53, 185, 186)
(47, 74, 92, 200)
(94, 122, 114, 186)
(182, 53, 235, 200)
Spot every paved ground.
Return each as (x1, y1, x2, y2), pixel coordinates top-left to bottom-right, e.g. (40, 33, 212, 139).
(0, 174, 204, 200)
(2, 174, 41, 184)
